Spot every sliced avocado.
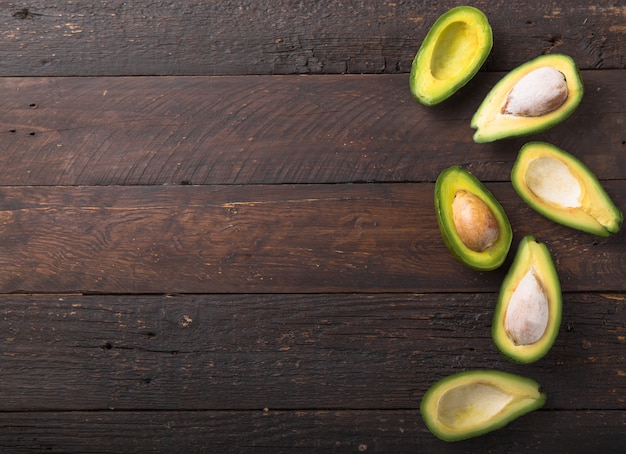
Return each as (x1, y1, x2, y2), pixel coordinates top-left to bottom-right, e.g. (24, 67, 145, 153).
(512, 142, 623, 236)
(435, 166, 512, 270)
(410, 6, 492, 106)
(493, 235, 562, 363)
(421, 369, 546, 442)
(471, 54, 583, 142)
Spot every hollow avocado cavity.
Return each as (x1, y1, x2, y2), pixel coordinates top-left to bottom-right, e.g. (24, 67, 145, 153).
(437, 383, 513, 429)
(410, 6, 492, 106)
(430, 22, 479, 81)
(421, 370, 547, 441)
(512, 142, 623, 236)
(525, 157, 582, 208)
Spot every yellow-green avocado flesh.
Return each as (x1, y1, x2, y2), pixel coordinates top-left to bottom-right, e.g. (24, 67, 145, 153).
(435, 166, 512, 271)
(512, 142, 623, 236)
(471, 54, 583, 142)
(493, 235, 562, 364)
(410, 6, 492, 106)
(421, 370, 546, 441)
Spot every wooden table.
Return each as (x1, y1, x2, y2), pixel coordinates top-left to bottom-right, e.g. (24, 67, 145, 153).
(0, 1, 624, 452)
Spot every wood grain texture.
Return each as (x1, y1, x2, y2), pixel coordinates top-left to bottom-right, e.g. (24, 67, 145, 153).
(0, 72, 624, 186)
(1, 1, 624, 449)
(0, 183, 623, 294)
(1, 293, 624, 412)
(0, 0, 624, 77)
(0, 410, 624, 453)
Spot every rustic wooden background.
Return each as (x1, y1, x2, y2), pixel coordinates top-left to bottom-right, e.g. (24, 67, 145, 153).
(0, 1, 624, 452)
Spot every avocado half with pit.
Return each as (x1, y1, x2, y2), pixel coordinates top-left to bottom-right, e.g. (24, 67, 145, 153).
(421, 369, 546, 442)
(410, 6, 492, 106)
(512, 142, 623, 236)
(435, 166, 512, 271)
(471, 54, 583, 142)
(493, 235, 562, 363)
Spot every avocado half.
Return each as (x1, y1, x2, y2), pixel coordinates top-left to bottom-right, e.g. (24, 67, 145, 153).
(435, 166, 512, 271)
(421, 369, 546, 442)
(471, 54, 583, 142)
(410, 6, 492, 106)
(512, 142, 623, 236)
(493, 235, 562, 363)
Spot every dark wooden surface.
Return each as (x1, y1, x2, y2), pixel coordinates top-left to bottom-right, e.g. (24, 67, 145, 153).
(0, 1, 624, 452)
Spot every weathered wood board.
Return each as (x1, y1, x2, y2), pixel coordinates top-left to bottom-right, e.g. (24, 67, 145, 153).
(0, 1, 625, 452)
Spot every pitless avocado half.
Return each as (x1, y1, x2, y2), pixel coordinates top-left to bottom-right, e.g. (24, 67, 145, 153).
(421, 370, 546, 442)
(512, 142, 623, 237)
(410, 6, 493, 106)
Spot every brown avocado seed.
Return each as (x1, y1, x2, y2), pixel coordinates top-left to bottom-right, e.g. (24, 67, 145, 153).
(452, 190, 499, 252)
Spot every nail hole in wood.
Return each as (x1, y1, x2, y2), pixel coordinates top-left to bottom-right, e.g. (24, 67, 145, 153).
(13, 8, 33, 19)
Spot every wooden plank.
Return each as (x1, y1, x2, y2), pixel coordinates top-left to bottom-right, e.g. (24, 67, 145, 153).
(0, 2, 622, 451)
(0, 72, 624, 186)
(0, 1, 624, 76)
(0, 410, 624, 453)
(0, 183, 623, 294)
(1, 293, 624, 411)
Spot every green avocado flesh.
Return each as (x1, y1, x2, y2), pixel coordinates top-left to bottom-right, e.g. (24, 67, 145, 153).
(471, 54, 583, 142)
(421, 370, 546, 442)
(493, 235, 562, 363)
(435, 166, 512, 271)
(410, 6, 492, 106)
(512, 142, 623, 236)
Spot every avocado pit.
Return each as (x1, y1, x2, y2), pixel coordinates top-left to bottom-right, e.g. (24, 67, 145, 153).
(504, 268, 549, 346)
(502, 66, 569, 117)
(452, 190, 499, 252)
